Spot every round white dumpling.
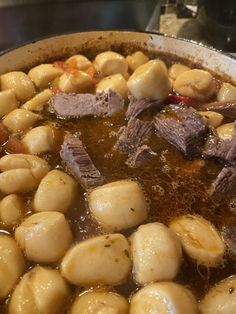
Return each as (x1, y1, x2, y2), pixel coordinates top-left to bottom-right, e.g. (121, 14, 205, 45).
(58, 71, 92, 93)
(170, 215, 225, 267)
(130, 282, 198, 314)
(66, 54, 92, 70)
(15, 211, 72, 263)
(126, 51, 149, 72)
(28, 64, 63, 88)
(199, 275, 236, 314)
(0, 234, 25, 299)
(94, 51, 128, 76)
(88, 180, 149, 232)
(61, 233, 131, 286)
(131, 222, 182, 284)
(8, 266, 70, 314)
(0, 194, 25, 227)
(217, 82, 236, 102)
(168, 63, 190, 81)
(96, 74, 128, 98)
(70, 291, 129, 314)
(33, 169, 77, 213)
(127, 59, 171, 100)
(216, 122, 235, 140)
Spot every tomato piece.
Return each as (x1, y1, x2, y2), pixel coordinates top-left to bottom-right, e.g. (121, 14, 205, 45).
(6, 137, 27, 154)
(86, 66, 96, 78)
(0, 124, 9, 145)
(165, 94, 193, 106)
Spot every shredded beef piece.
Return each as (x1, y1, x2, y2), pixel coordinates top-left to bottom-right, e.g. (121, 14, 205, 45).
(60, 135, 104, 188)
(114, 117, 153, 154)
(126, 96, 164, 119)
(222, 222, 236, 257)
(126, 145, 156, 168)
(199, 101, 236, 119)
(211, 167, 236, 195)
(50, 89, 124, 119)
(154, 105, 207, 159)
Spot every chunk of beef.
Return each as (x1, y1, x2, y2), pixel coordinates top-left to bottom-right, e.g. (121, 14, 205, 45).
(126, 145, 156, 168)
(199, 101, 236, 119)
(126, 96, 164, 119)
(114, 117, 153, 154)
(222, 222, 236, 257)
(60, 135, 104, 188)
(154, 105, 207, 159)
(211, 167, 236, 195)
(203, 126, 236, 166)
(50, 89, 124, 119)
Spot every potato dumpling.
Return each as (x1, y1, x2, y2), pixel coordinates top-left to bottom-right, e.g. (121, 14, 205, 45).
(66, 54, 92, 70)
(22, 89, 53, 112)
(0, 89, 18, 117)
(216, 122, 235, 140)
(0, 194, 25, 227)
(127, 59, 171, 100)
(170, 215, 225, 267)
(3, 108, 40, 132)
(28, 64, 63, 88)
(96, 74, 128, 98)
(131, 222, 182, 285)
(168, 63, 191, 81)
(199, 275, 236, 314)
(88, 180, 148, 232)
(9, 266, 70, 314)
(61, 233, 131, 286)
(174, 69, 216, 100)
(33, 169, 76, 213)
(22, 125, 55, 155)
(0, 234, 25, 299)
(130, 282, 198, 314)
(15, 211, 72, 263)
(199, 111, 224, 128)
(58, 70, 92, 93)
(70, 291, 129, 314)
(217, 82, 236, 102)
(94, 51, 128, 76)
(1, 71, 35, 102)
(126, 51, 149, 72)
(0, 154, 50, 194)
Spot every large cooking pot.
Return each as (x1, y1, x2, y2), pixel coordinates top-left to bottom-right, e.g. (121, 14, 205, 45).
(0, 31, 236, 83)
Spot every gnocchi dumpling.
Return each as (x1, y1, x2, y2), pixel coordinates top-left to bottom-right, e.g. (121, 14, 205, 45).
(8, 266, 70, 314)
(130, 282, 198, 314)
(15, 211, 72, 263)
(3, 108, 40, 132)
(127, 59, 172, 100)
(94, 51, 128, 76)
(28, 64, 63, 88)
(58, 70, 92, 93)
(126, 51, 149, 72)
(170, 215, 225, 267)
(66, 54, 92, 70)
(199, 111, 223, 128)
(199, 275, 236, 314)
(61, 233, 131, 286)
(0, 234, 25, 299)
(33, 169, 77, 213)
(0, 89, 18, 117)
(96, 74, 128, 98)
(216, 122, 235, 140)
(1, 71, 35, 102)
(131, 222, 182, 285)
(0, 194, 25, 227)
(217, 82, 236, 102)
(174, 69, 216, 100)
(88, 180, 149, 232)
(168, 63, 190, 81)
(70, 291, 129, 314)
(22, 89, 53, 112)
(22, 125, 56, 155)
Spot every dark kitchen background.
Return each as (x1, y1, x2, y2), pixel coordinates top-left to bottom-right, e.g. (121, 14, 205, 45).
(0, 0, 235, 53)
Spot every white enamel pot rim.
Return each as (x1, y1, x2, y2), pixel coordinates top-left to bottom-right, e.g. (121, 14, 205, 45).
(0, 30, 236, 82)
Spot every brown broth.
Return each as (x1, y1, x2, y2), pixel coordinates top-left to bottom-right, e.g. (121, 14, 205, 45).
(0, 54, 235, 313)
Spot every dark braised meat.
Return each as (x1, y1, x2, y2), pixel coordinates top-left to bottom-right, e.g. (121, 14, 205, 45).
(60, 135, 104, 188)
(199, 101, 236, 119)
(154, 105, 207, 159)
(50, 89, 124, 119)
(126, 145, 156, 168)
(222, 222, 236, 257)
(211, 167, 236, 195)
(114, 117, 153, 154)
(203, 126, 236, 166)
(125, 96, 164, 119)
